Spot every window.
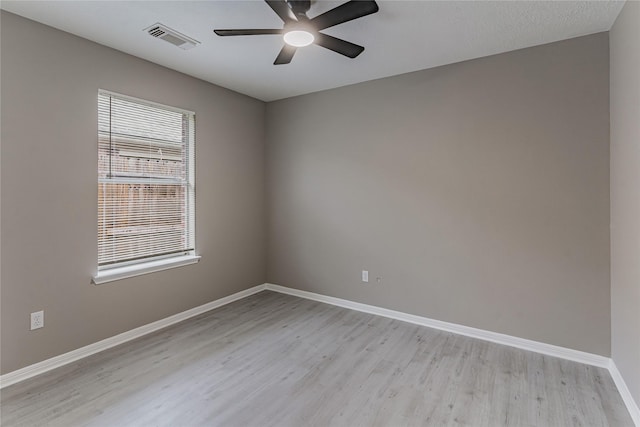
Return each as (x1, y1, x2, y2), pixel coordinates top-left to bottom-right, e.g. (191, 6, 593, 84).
(93, 90, 198, 284)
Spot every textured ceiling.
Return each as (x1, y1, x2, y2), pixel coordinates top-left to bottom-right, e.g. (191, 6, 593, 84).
(1, 1, 625, 101)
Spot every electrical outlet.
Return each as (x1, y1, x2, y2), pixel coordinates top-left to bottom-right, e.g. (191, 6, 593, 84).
(362, 270, 369, 282)
(30, 311, 44, 330)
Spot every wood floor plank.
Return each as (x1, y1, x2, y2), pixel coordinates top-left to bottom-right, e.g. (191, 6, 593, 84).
(0, 291, 634, 426)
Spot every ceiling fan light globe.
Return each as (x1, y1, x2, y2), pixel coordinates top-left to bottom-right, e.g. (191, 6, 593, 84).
(283, 30, 314, 47)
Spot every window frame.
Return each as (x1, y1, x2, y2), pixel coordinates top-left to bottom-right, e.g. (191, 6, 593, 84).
(92, 90, 199, 284)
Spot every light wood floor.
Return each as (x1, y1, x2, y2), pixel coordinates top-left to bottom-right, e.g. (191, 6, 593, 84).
(1, 291, 633, 426)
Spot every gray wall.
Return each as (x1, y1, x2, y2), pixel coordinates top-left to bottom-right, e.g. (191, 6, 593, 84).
(610, 0, 640, 408)
(0, 11, 266, 374)
(266, 33, 611, 356)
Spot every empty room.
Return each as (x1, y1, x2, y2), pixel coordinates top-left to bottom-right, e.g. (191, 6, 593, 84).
(1, 0, 638, 425)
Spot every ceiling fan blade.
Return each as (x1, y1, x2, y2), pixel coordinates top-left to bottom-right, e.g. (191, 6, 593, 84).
(310, 0, 379, 30)
(274, 44, 297, 65)
(214, 29, 282, 36)
(314, 33, 364, 58)
(265, 0, 296, 23)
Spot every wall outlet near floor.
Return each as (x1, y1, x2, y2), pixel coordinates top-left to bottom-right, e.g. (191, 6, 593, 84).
(362, 270, 369, 282)
(30, 310, 44, 330)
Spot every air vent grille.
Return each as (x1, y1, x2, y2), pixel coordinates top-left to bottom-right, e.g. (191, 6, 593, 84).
(148, 27, 166, 38)
(144, 23, 200, 50)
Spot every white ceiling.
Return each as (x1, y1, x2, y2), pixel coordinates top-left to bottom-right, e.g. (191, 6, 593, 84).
(1, 1, 624, 101)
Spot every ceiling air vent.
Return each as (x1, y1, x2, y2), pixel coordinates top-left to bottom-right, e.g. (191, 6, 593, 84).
(144, 23, 200, 50)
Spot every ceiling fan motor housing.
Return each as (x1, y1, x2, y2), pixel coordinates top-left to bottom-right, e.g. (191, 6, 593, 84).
(287, 0, 311, 17)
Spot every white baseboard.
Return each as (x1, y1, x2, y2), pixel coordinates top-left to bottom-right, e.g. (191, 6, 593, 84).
(0, 284, 267, 389)
(264, 284, 610, 368)
(609, 360, 640, 426)
(265, 283, 640, 425)
(2, 281, 637, 427)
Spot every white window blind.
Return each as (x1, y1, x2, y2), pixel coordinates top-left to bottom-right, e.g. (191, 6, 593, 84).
(97, 90, 195, 270)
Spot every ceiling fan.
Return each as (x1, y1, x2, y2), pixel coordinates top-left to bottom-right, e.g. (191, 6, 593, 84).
(214, 0, 379, 65)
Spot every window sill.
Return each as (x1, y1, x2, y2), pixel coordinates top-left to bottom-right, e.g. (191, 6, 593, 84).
(92, 255, 201, 285)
